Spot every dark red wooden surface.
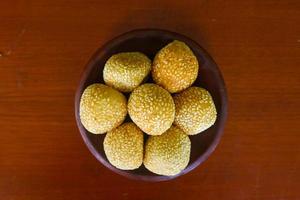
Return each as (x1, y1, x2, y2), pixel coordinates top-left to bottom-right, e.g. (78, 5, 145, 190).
(1, 0, 299, 199)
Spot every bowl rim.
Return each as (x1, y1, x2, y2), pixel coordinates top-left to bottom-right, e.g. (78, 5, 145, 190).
(74, 28, 228, 182)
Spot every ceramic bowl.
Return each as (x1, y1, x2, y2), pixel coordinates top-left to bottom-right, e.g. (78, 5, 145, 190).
(75, 29, 228, 181)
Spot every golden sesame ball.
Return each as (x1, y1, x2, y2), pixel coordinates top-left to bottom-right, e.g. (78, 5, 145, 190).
(79, 84, 127, 134)
(144, 126, 191, 176)
(103, 122, 144, 170)
(128, 83, 175, 135)
(152, 40, 199, 93)
(103, 52, 151, 92)
(174, 87, 217, 135)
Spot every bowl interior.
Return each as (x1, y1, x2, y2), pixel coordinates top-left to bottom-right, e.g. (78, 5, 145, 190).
(75, 29, 227, 181)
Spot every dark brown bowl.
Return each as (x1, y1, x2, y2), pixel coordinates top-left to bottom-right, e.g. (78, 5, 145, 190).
(75, 29, 228, 181)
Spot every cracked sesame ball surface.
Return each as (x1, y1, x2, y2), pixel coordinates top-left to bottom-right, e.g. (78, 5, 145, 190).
(152, 40, 199, 93)
(128, 83, 175, 136)
(79, 83, 127, 134)
(144, 126, 191, 176)
(103, 52, 151, 92)
(174, 87, 217, 135)
(103, 122, 144, 170)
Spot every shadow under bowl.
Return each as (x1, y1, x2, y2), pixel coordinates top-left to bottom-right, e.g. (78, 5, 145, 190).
(75, 29, 228, 181)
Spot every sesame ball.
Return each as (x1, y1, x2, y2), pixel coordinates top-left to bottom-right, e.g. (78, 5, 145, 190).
(152, 40, 199, 93)
(128, 83, 175, 135)
(103, 52, 151, 92)
(144, 126, 191, 176)
(174, 87, 217, 135)
(79, 84, 127, 134)
(103, 122, 144, 170)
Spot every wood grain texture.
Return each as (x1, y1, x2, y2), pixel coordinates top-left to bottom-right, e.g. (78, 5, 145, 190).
(0, 0, 299, 199)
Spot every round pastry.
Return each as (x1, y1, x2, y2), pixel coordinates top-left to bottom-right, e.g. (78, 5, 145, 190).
(174, 87, 217, 135)
(103, 122, 144, 170)
(79, 83, 127, 134)
(152, 40, 199, 93)
(144, 126, 191, 176)
(103, 52, 151, 92)
(128, 83, 175, 135)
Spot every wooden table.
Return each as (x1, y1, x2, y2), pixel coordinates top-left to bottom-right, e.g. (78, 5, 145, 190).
(1, 0, 299, 199)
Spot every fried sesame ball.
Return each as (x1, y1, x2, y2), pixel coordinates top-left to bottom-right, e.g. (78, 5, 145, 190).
(103, 122, 144, 170)
(152, 40, 199, 93)
(144, 126, 191, 176)
(103, 52, 151, 92)
(128, 83, 175, 135)
(174, 87, 217, 135)
(79, 84, 127, 134)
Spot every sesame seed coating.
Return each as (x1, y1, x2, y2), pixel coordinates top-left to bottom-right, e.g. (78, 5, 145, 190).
(103, 52, 151, 92)
(174, 87, 217, 135)
(103, 122, 144, 170)
(152, 40, 199, 93)
(128, 83, 175, 135)
(79, 84, 127, 134)
(144, 126, 191, 176)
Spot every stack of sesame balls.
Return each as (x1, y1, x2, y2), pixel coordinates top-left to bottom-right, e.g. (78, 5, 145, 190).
(79, 40, 217, 176)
